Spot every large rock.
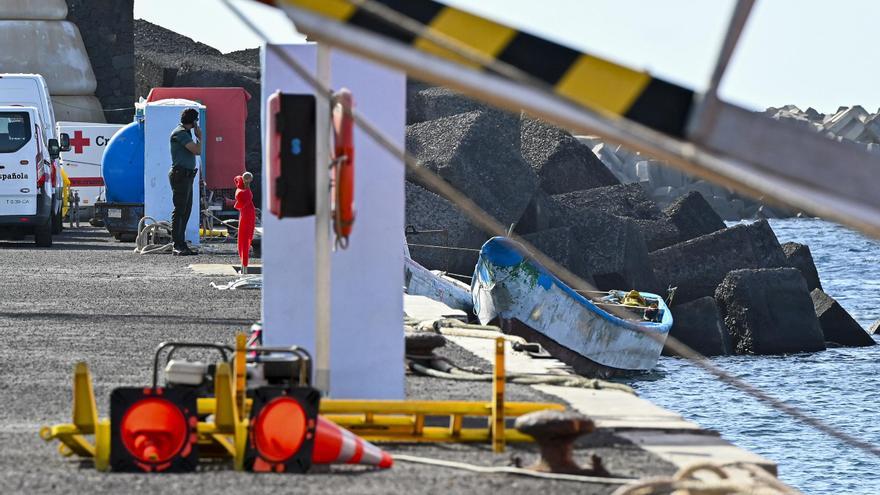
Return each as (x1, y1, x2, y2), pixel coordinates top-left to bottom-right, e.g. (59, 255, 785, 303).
(628, 218, 680, 253)
(810, 289, 875, 347)
(407, 86, 487, 125)
(715, 268, 825, 355)
(225, 48, 259, 69)
(407, 110, 539, 229)
(662, 296, 731, 357)
(522, 212, 659, 293)
(553, 183, 660, 219)
(650, 220, 787, 304)
(550, 184, 680, 252)
(405, 182, 487, 276)
(521, 227, 575, 278)
(663, 191, 726, 244)
(135, 19, 240, 73)
(520, 116, 618, 194)
(782, 242, 822, 291)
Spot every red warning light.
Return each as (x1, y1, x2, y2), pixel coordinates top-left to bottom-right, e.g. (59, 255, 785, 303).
(120, 397, 188, 463)
(110, 387, 199, 472)
(245, 386, 320, 473)
(252, 396, 307, 462)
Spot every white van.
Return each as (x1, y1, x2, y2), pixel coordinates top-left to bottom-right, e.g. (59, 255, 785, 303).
(0, 74, 64, 233)
(0, 106, 56, 246)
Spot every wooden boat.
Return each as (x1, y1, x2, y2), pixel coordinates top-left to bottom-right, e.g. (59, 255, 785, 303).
(471, 237, 672, 375)
(404, 245, 473, 313)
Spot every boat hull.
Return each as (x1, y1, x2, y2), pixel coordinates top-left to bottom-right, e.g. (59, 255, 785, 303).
(472, 237, 671, 372)
(404, 256, 473, 313)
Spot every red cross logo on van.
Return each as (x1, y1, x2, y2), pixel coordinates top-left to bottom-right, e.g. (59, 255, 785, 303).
(69, 130, 90, 154)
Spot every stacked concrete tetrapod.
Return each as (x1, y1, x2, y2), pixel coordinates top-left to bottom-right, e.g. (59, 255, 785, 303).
(575, 134, 761, 220)
(0, 0, 104, 122)
(579, 104, 880, 221)
(768, 104, 880, 151)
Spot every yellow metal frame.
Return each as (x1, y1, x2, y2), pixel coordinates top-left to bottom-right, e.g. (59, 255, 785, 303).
(492, 337, 505, 452)
(41, 334, 566, 468)
(40, 335, 252, 471)
(315, 338, 563, 448)
(319, 399, 560, 444)
(39, 362, 106, 463)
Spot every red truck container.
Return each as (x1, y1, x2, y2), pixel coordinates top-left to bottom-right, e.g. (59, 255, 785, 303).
(146, 87, 250, 190)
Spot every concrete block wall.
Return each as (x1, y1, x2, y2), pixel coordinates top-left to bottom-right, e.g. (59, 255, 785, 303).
(65, 0, 135, 124)
(575, 136, 773, 221)
(768, 104, 880, 147)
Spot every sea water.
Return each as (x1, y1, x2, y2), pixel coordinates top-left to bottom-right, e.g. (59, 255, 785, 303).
(631, 218, 880, 494)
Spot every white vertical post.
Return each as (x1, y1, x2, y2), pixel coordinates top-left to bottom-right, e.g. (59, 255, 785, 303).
(314, 44, 332, 395)
(262, 44, 405, 399)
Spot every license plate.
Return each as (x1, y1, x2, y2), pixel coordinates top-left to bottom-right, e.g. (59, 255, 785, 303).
(107, 208, 122, 218)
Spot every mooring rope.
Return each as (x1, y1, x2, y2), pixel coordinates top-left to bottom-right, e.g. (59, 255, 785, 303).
(392, 454, 634, 485)
(133, 216, 173, 254)
(610, 461, 799, 495)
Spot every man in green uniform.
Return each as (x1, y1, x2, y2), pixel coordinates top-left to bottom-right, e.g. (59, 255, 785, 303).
(168, 108, 202, 256)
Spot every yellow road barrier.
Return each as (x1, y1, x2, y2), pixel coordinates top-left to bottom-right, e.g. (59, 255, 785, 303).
(41, 335, 567, 468)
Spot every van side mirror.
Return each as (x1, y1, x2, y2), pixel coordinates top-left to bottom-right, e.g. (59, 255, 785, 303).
(48, 138, 61, 159)
(59, 133, 71, 152)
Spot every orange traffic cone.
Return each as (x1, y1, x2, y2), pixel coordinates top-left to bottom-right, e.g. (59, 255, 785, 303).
(313, 416, 393, 469)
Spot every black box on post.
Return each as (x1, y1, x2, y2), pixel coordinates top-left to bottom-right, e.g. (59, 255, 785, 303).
(268, 92, 316, 218)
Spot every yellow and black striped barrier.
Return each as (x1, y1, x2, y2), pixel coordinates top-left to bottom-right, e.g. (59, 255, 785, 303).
(261, 0, 695, 138)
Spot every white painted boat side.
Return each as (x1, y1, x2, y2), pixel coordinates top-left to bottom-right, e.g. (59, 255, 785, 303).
(404, 256, 473, 312)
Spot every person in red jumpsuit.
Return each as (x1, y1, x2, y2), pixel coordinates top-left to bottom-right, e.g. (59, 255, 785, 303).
(233, 172, 256, 274)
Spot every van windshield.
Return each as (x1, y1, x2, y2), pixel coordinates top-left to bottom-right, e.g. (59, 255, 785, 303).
(0, 112, 32, 153)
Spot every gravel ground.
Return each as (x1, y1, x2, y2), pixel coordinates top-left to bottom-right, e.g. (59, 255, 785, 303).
(0, 228, 674, 494)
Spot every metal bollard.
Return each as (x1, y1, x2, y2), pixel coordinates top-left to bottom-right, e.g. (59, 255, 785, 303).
(514, 409, 609, 476)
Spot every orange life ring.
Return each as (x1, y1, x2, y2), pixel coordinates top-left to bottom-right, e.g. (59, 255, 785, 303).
(331, 89, 355, 249)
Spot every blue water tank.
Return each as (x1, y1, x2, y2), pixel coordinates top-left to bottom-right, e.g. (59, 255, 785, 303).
(102, 120, 145, 203)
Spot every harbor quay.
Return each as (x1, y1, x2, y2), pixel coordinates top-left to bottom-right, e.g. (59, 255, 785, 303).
(0, 229, 783, 493)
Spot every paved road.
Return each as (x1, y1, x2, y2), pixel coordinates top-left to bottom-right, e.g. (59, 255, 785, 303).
(0, 228, 671, 494)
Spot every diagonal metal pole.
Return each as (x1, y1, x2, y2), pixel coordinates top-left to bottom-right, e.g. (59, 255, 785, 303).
(690, 0, 757, 140)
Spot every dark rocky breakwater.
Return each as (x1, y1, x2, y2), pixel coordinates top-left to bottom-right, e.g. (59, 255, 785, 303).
(404, 81, 875, 360)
